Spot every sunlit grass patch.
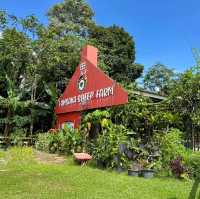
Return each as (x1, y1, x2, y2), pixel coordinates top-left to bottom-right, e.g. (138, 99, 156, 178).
(0, 147, 198, 199)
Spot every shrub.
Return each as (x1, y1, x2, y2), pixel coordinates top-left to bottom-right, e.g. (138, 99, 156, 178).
(10, 131, 26, 146)
(35, 127, 84, 154)
(154, 128, 187, 173)
(35, 133, 51, 152)
(89, 124, 129, 169)
(170, 157, 187, 178)
(57, 128, 83, 154)
(186, 152, 200, 180)
(82, 110, 111, 139)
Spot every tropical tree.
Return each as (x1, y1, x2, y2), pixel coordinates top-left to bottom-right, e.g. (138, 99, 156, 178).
(0, 75, 30, 137)
(47, 0, 94, 37)
(34, 28, 87, 94)
(0, 10, 7, 30)
(144, 63, 177, 95)
(0, 12, 60, 135)
(169, 69, 200, 149)
(20, 15, 40, 39)
(0, 28, 32, 88)
(89, 25, 143, 83)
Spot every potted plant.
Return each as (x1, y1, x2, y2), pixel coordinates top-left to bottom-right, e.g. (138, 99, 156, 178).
(140, 160, 155, 179)
(126, 137, 141, 160)
(114, 154, 129, 173)
(128, 162, 142, 177)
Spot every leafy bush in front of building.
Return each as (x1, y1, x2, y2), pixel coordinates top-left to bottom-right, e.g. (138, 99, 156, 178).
(88, 124, 130, 169)
(57, 128, 83, 154)
(35, 127, 84, 154)
(35, 133, 52, 152)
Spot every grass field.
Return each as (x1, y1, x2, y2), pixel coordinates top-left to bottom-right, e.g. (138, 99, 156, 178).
(0, 147, 199, 199)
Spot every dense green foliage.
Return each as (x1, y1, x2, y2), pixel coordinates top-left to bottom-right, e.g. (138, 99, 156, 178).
(89, 25, 143, 83)
(89, 124, 129, 169)
(154, 129, 187, 172)
(36, 127, 83, 154)
(186, 152, 200, 180)
(0, 0, 143, 136)
(169, 68, 200, 149)
(144, 63, 177, 95)
(33, 109, 196, 181)
(47, 0, 94, 37)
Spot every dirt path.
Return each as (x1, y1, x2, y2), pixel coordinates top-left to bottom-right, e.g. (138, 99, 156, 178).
(34, 150, 66, 164)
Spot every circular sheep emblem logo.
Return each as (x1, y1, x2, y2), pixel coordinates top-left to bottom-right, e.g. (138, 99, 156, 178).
(78, 76, 86, 91)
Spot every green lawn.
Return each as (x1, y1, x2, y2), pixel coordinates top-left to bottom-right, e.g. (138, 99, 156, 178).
(0, 147, 199, 199)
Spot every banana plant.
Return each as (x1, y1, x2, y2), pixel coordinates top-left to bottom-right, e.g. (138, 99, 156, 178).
(0, 74, 30, 137)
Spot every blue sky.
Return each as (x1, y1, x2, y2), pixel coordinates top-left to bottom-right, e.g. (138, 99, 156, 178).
(0, 0, 199, 72)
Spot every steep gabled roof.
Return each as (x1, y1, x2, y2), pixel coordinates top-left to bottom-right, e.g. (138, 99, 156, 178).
(55, 45, 128, 114)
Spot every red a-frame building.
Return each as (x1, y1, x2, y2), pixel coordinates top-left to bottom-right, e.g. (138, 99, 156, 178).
(55, 45, 128, 129)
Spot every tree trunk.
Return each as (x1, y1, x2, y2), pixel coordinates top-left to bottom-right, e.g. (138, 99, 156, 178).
(4, 108, 11, 145)
(29, 75, 37, 143)
(4, 108, 11, 137)
(30, 110, 33, 137)
(184, 117, 192, 149)
(192, 124, 195, 151)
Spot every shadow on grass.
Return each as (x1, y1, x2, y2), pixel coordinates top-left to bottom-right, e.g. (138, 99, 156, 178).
(188, 180, 200, 199)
